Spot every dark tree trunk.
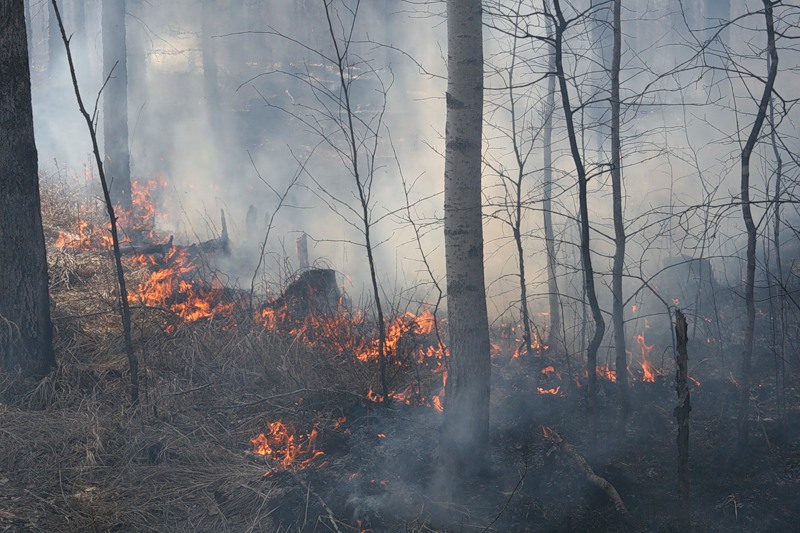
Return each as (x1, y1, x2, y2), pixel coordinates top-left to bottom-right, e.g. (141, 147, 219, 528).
(102, 0, 132, 210)
(24, 0, 33, 63)
(674, 310, 691, 530)
(737, 0, 778, 450)
(552, 0, 606, 450)
(610, 0, 629, 420)
(0, 0, 56, 380)
(441, 0, 491, 471)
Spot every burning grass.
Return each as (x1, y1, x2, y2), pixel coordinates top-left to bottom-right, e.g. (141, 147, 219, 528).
(2, 175, 799, 531)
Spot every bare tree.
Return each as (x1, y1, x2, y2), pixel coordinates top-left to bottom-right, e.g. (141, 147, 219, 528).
(0, 0, 56, 383)
(52, 0, 139, 403)
(550, 0, 606, 447)
(609, 0, 629, 420)
(737, 0, 778, 450)
(440, 0, 491, 470)
(542, 1, 563, 352)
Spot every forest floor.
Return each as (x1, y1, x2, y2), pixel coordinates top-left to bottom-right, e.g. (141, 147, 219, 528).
(0, 182, 799, 532)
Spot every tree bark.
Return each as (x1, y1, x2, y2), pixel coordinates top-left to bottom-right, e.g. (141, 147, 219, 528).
(0, 0, 56, 380)
(552, 0, 606, 449)
(610, 0, 629, 420)
(543, 0, 562, 352)
(441, 0, 491, 469)
(102, 0, 132, 210)
(674, 310, 691, 531)
(737, 0, 777, 451)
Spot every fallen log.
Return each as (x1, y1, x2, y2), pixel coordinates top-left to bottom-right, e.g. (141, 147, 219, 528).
(542, 426, 628, 514)
(120, 235, 173, 256)
(119, 209, 229, 257)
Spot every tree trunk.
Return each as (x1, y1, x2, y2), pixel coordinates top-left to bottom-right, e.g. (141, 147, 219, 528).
(552, 0, 606, 449)
(24, 0, 33, 64)
(610, 0, 629, 420)
(768, 56, 786, 428)
(543, 0, 562, 352)
(737, 0, 778, 451)
(674, 310, 691, 530)
(0, 0, 56, 381)
(441, 0, 491, 470)
(102, 0, 132, 210)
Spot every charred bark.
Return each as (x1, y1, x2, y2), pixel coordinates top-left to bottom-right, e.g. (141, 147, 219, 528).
(674, 309, 691, 531)
(0, 0, 56, 381)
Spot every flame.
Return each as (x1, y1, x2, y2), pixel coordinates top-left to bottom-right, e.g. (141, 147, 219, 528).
(635, 332, 662, 382)
(536, 386, 561, 395)
(249, 420, 324, 472)
(128, 246, 236, 330)
(54, 179, 169, 251)
(596, 364, 617, 382)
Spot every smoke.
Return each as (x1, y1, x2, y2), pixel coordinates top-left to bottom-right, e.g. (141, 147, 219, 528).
(30, 0, 800, 342)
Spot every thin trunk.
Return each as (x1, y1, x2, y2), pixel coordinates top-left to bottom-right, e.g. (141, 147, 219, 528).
(0, 0, 56, 382)
(552, 0, 606, 450)
(102, 0, 132, 210)
(507, 7, 533, 363)
(52, 0, 139, 404)
(610, 0, 629, 420)
(543, 0, 562, 352)
(737, 0, 777, 450)
(323, 1, 389, 400)
(674, 310, 691, 531)
(441, 0, 491, 469)
(768, 53, 786, 429)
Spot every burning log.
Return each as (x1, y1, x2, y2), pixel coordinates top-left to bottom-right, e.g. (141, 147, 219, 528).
(541, 426, 628, 515)
(119, 235, 173, 256)
(673, 309, 691, 530)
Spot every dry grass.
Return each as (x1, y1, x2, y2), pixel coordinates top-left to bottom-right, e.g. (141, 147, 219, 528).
(0, 176, 392, 531)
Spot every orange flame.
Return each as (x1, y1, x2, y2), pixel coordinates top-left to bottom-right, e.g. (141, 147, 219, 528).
(249, 420, 324, 472)
(596, 364, 617, 382)
(635, 332, 662, 382)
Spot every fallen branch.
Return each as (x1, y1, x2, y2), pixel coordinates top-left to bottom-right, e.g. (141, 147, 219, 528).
(542, 426, 628, 514)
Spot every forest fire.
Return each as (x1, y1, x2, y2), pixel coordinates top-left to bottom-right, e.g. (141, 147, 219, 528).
(249, 420, 324, 473)
(54, 178, 169, 251)
(634, 332, 663, 382)
(537, 365, 562, 395)
(127, 246, 236, 331)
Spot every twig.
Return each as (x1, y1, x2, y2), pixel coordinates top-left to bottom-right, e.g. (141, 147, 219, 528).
(480, 455, 528, 532)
